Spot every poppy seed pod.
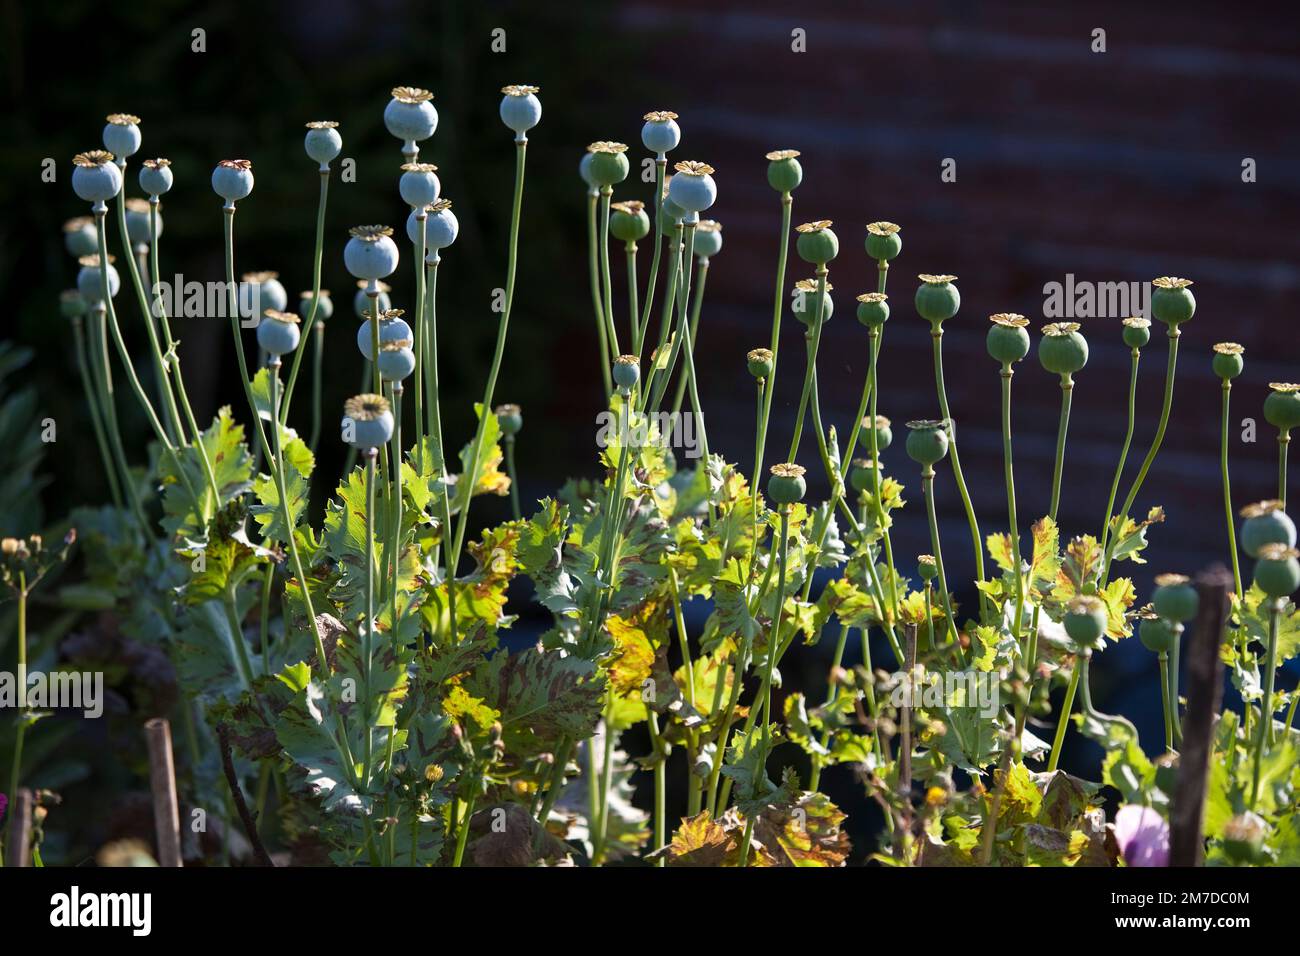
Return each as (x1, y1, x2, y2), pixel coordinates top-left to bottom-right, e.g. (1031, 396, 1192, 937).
(304, 121, 343, 168)
(767, 463, 807, 505)
(60, 289, 88, 319)
(138, 158, 173, 197)
(299, 289, 334, 322)
(1240, 500, 1297, 558)
(256, 309, 302, 357)
(343, 393, 394, 450)
(917, 554, 938, 582)
(384, 87, 438, 145)
(1138, 616, 1179, 654)
(239, 271, 288, 321)
(499, 85, 542, 138)
(859, 414, 892, 452)
(63, 217, 99, 258)
(399, 163, 441, 208)
(849, 458, 881, 495)
(579, 152, 600, 192)
(642, 111, 681, 155)
(855, 292, 889, 329)
(1253, 544, 1300, 598)
(587, 142, 630, 187)
(668, 160, 717, 214)
(1212, 342, 1244, 381)
(353, 280, 391, 319)
(906, 419, 950, 466)
(344, 225, 400, 280)
(765, 148, 802, 193)
(1064, 595, 1109, 649)
(660, 178, 688, 224)
(1038, 322, 1089, 376)
(613, 354, 641, 391)
(212, 159, 254, 203)
(124, 198, 159, 246)
(1152, 573, 1198, 622)
(1121, 316, 1151, 350)
(495, 403, 523, 437)
(377, 340, 417, 382)
(610, 201, 651, 244)
(793, 279, 833, 325)
(72, 151, 123, 204)
(1263, 383, 1300, 432)
(357, 312, 414, 361)
(1151, 276, 1195, 327)
(103, 113, 142, 160)
(986, 313, 1031, 365)
(914, 274, 960, 325)
(77, 254, 120, 303)
(407, 199, 459, 253)
(746, 347, 773, 381)
(865, 221, 902, 262)
(692, 219, 723, 259)
(795, 220, 838, 265)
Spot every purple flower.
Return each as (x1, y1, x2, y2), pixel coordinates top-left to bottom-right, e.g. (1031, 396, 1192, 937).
(1113, 804, 1169, 867)
(0, 791, 7, 824)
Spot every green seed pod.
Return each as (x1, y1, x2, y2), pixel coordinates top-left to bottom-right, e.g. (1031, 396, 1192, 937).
(905, 419, 950, 466)
(60, 289, 88, 318)
(692, 219, 723, 259)
(914, 274, 960, 325)
(1151, 276, 1195, 327)
(1264, 383, 1300, 432)
(612, 353, 640, 391)
(1121, 316, 1151, 350)
(917, 554, 938, 582)
(1212, 342, 1244, 381)
(849, 458, 880, 494)
(609, 199, 650, 243)
(1138, 616, 1179, 654)
(765, 148, 802, 193)
(1253, 544, 1300, 598)
(1221, 812, 1267, 865)
(1152, 573, 1198, 622)
(986, 313, 1031, 365)
(855, 292, 889, 329)
(865, 221, 902, 262)
(793, 278, 833, 326)
(767, 463, 807, 506)
(795, 220, 838, 265)
(1063, 595, 1108, 650)
(1038, 322, 1089, 376)
(859, 414, 892, 452)
(586, 141, 630, 186)
(1239, 500, 1297, 558)
(746, 347, 774, 381)
(495, 403, 523, 437)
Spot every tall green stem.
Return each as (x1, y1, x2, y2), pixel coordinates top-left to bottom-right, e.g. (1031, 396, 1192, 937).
(1099, 349, 1141, 560)
(1250, 600, 1281, 808)
(750, 194, 792, 552)
(280, 170, 331, 424)
(587, 191, 613, 397)
(930, 324, 985, 605)
(1000, 367, 1026, 653)
(1049, 376, 1074, 521)
(71, 313, 122, 508)
(921, 466, 961, 657)
(1046, 661, 1081, 772)
(1158, 652, 1174, 752)
(787, 268, 828, 461)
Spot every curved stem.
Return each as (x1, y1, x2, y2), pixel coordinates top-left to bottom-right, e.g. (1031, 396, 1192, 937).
(1046, 660, 1081, 772)
(922, 467, 961, 657)
(930, 325, 985, 607)
(1049, 376, 1074, 522)
(72, 314, 123, 507)
(423, 259, 457, 644)
(1099, 348, 1141, 557)
(634, 158, 667, 359)
(1250, 600, 1281, 808)
(587, 192, 613, 397)
(1279, 432, 1291, 507)
(670, 258, 708, 419)
(280, 170, 330, 423)
(787, 268, 828, 462)
(597, 186, 622, 360)
(90, 306, 147, 531)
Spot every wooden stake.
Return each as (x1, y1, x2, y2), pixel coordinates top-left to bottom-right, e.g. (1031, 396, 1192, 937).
(1169, 566, 1231, 866)
(5, 787, 33, 867)
(145, 717, 183, 867)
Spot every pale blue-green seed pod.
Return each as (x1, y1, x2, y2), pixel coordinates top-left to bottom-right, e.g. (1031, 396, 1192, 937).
(353, 282, 391, 319)
(257, 310, 302, 356)
(641, 110, 681, 154)
(125, 199, 159, 246)
(77, 256, 120, 303)
(211, 159, 254, 203)
(692, 220, 723, 259)
(399, 163, 441, 208)
(344, 226, 400, 280)
(239, 271, 288, 321)
(579, 152, 599, 193)
(72, 152, 123, 204)
(63, 217, 99, 258)
(499, 85, 542, 138)
(299, 290, 334, 322)
(612, 355, 641, 391)
(304, 121, 342, 168)
(138, 158, 173, 197)
(357, 315, 414, 360)
(103, 114, 142, 160)
(384, 87, 438, 144)
(343, 394, 394, 450)
(668, 161, 717, 213)
(378, 344, 417, 382)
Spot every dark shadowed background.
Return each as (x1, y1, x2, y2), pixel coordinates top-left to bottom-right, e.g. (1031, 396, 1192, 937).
(4, 0, 1300, 859)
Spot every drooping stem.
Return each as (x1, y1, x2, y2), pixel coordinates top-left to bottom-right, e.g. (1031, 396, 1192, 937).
(930, 324, 985, 605)
(445, 141, 528, 636)
(1049, 375, 1074, 522)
